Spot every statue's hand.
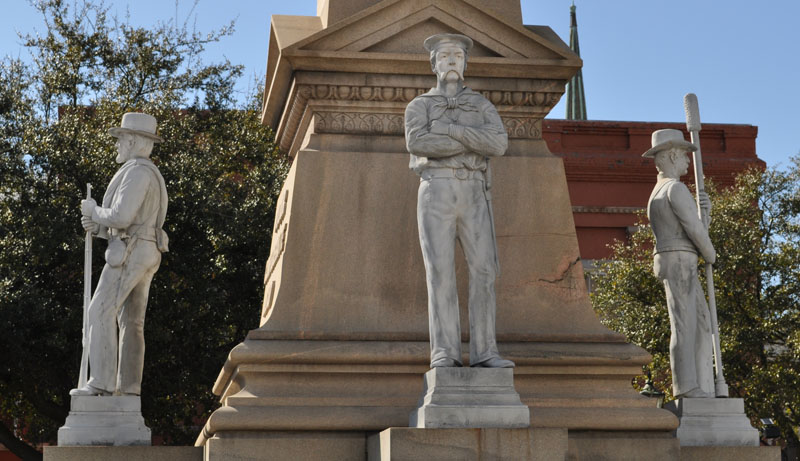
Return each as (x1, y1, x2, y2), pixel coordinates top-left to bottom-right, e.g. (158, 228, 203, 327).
(81, 215, 98, 234)
(430, 120, 450, 136)
(698, 192, 712, 219)
(81, 198, 97, 217)
(704, 248, 716, 265)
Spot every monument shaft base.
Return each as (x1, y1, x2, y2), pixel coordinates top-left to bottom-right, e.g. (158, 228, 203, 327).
(57, 396, 150, 446)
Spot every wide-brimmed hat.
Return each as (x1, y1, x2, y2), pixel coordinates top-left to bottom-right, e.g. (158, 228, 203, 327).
(108, 112, 163, 143)
(423, 33, 473, 53)
(642, 129, 696, 158)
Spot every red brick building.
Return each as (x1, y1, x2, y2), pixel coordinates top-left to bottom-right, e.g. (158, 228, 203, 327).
(543, 119, 764, 262)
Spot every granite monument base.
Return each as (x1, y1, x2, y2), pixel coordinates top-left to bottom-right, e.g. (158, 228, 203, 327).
(44, 446, 201, 461)
(409, 367, 530, 429)
(679, 445, 780, 460)
(664, 398, 759, 446)
(57, 395, 150, 446)
(368, 427, 566, 460)
(203, 431, 366, 461)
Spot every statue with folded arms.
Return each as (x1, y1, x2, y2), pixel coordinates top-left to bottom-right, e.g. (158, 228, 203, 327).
(405, 34, 513, 369)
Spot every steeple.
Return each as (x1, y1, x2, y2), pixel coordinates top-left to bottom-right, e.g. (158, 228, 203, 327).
(565, 3, 587, 120)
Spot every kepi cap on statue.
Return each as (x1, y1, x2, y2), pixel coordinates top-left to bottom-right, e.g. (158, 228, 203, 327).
(423, 33, 473, 52)
(642, 129, 696, 158)
(108, 112, 163, 143)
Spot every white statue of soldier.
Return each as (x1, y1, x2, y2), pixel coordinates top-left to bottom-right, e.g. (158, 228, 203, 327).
(71, 112, 169, 397)
(645, 129, 715, 399)
(405, 33, 513, 368)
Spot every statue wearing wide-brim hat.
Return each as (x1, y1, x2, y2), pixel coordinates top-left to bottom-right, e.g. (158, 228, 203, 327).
(108, 112, 163, 143)
(642, 128, 696, 158)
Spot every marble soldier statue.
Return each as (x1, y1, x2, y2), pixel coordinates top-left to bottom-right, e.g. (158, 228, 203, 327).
(71, 112, 169, 396)
(645, 128, 715, 399)
(405, 33, 513, 369)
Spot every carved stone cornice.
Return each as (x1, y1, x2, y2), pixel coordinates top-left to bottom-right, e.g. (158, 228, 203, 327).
(276, 82, 564, 155)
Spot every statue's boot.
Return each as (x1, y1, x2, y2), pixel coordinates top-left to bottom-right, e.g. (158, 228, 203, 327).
(69, 384, 111, 396)
(430, 357, 463, 368)
(471, 357, 515, 368)
(676, 387, 714, 399)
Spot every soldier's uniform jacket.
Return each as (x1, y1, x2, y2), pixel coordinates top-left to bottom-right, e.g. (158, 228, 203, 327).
(647, 178, 713, 258)
(405, 87, 507, 174)
(93, 157, 168, 252)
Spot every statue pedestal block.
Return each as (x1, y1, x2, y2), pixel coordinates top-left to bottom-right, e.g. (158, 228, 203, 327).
(664, 398, 758, 447)
(409, 368, 530, 429)
(368, 427, 567, 460)
(57, 396, 151, 446)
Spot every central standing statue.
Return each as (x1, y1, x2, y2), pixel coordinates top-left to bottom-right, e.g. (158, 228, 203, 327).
(405, 34, 513, 369)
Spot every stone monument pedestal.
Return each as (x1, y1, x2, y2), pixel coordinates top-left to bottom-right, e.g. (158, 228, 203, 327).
(664, 398, 758, 447)
(368, 427, 567, 460)
(410, 368, 530, 429)
(57, 395, 151, 446)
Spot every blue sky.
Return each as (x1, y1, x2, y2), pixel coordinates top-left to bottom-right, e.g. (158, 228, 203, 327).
(3, 1, 798, 167)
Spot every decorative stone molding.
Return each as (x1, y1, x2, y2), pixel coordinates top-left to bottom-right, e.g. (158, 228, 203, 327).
(479, 90, 562, 109)
(301, 84, 425, 103)
(296, 84, 562, 108)
(572, 206, 645, 214)
(315, 112, 405, 135)
(277, 83, 564, 153)
(503, 117, 541, 139)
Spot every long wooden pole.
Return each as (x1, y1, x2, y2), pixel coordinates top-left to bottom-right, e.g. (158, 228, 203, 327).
(683, 93, 728, 397)
(78, 183, 92, 389)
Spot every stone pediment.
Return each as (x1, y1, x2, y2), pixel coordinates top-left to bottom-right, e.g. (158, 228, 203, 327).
(263, 0, 581, 129)
(283, 0, 578, 71)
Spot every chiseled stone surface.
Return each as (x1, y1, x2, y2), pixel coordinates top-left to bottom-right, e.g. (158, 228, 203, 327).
(368, 427, 567, 461)
(680, 445, 780, 461)
(566, 431, 680, 461)
(664, 398, 759, 447)
(57, 396, 150, 446)
(410, 368, 529, 428)
(204, 432, 365, 461)
(44, 446, 201, 461)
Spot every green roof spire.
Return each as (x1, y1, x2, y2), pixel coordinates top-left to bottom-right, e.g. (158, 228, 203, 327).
(566, 2, 587, 120)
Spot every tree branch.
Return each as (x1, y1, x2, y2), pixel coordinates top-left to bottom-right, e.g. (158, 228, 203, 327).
(0, 419, 42, 461)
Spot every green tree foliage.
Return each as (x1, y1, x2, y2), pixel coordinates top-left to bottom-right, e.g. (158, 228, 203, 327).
(592, 162, 800, 443)
(0, 1, 288, 457)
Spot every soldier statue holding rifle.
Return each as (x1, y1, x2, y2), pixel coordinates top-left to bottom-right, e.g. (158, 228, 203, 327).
(71, 112, 169, 397)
